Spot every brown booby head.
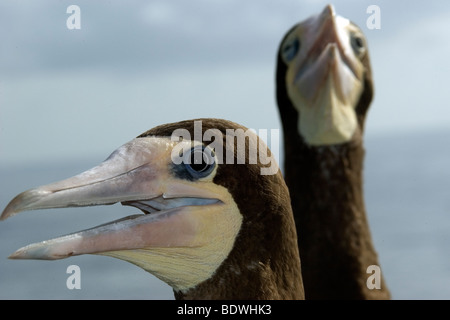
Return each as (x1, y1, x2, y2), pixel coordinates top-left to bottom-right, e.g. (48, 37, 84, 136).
(275, 5, 390, 299)
(1, 118, 304, 300)
(276, 4, 373, 147)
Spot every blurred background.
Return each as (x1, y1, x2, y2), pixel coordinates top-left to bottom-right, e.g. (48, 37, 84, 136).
(1, 0, 449, 299)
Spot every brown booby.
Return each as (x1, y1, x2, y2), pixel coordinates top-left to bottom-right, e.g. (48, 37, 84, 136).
(1, 118, 304, 300)
(276, 5, 390, 299)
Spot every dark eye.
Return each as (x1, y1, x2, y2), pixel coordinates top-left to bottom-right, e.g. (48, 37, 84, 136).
(184, 145, 216, 178)
(281, 37, 300, 63)
(350, 33, 366, 57)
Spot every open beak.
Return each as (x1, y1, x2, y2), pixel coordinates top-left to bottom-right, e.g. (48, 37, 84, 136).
(1, 137, 222, 260)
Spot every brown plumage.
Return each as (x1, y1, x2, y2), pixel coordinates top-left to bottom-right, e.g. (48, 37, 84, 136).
(1, 118, 304, 300)
(140, 119, 304, 299)
(276, 5, 390, 299)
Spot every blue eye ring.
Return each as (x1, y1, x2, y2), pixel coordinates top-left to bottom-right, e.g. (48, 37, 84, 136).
(281, 37, 300, 63)
(350, 33, 366, 57)
(183, 145, 216, 178)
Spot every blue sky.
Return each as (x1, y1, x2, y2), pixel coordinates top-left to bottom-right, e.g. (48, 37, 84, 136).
(1, 0, 449, 167)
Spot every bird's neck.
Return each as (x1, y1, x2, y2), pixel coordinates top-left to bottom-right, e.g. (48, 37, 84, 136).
(174, 260, 303, 300)
(174, 198, 305, 300)
(283, 133, 389, 299)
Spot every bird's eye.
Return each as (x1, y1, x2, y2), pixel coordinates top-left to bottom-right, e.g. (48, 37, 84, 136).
(281, 37, 300, 63)
(350, 33, 366, 57)
(183, 145, 216, 178)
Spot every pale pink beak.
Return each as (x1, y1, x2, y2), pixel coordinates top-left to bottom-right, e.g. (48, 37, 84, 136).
(1, 137, 221, 260)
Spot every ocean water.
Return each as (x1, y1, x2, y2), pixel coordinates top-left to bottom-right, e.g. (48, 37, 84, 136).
(0, 128, 449, 300)
(364, 128, 450, 300)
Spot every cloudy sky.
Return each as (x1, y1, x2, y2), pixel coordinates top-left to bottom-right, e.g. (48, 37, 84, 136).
(1, 0, 450, 300)
(1, 0, 450, 167)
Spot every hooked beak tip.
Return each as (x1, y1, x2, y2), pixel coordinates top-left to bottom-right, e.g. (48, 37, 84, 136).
(322, 4, 335, 18)
(1, 207, 16, 221)
(1, 190, 46, 221)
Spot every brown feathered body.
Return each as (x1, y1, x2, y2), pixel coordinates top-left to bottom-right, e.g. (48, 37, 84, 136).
(276, 30, 390, 299)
